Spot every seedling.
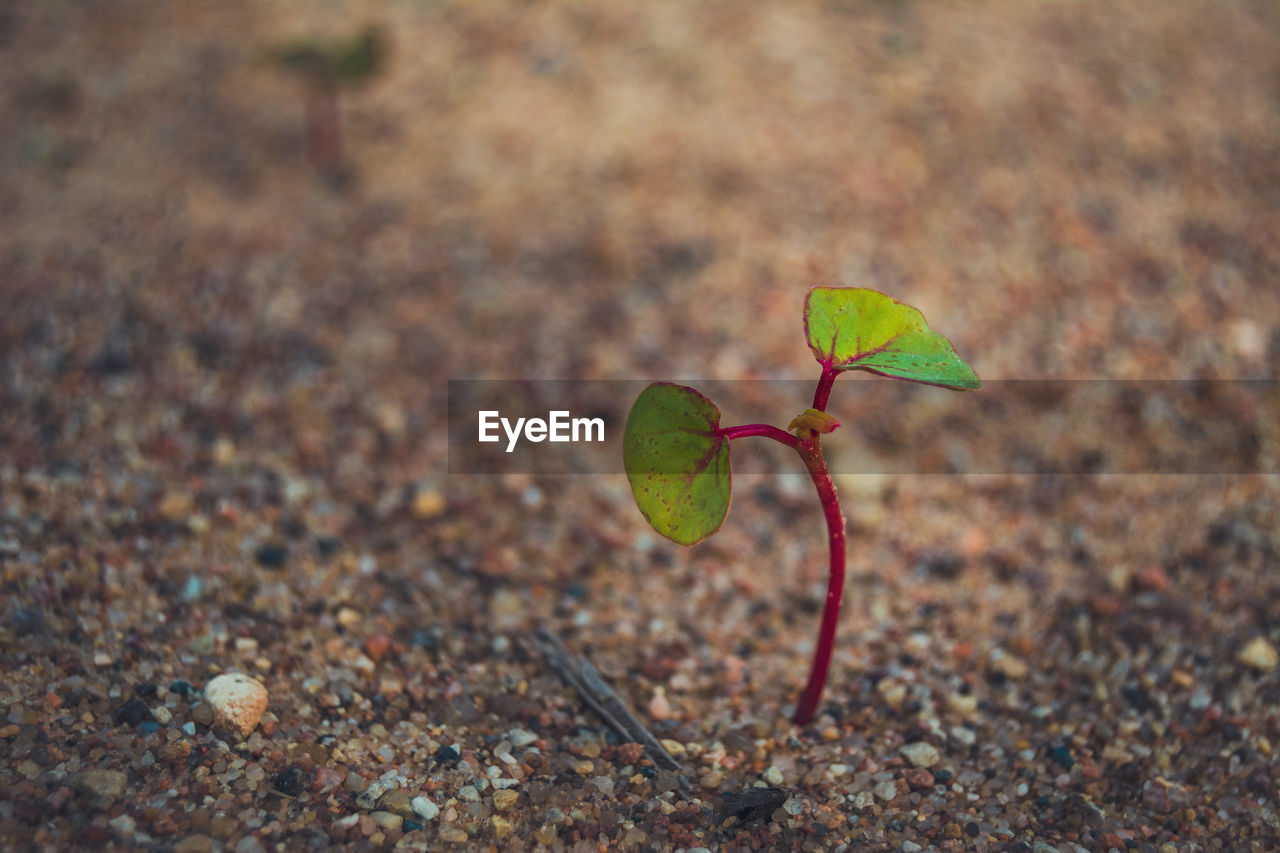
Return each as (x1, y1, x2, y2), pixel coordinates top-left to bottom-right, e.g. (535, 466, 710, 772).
(270, 25, 387, 180)
(623, 287, 979, 725)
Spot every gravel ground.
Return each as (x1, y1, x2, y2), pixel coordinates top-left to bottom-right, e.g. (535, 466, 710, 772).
(2, 2, 1279, 851)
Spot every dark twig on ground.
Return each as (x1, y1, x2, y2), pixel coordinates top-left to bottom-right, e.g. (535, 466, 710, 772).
(534, 628, 693, 799)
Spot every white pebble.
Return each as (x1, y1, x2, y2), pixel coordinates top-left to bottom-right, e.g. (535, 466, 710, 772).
(874, 779, 899, 801)
(763, 765, 784, 786)
(204, 673, 268, 737)
(509, 728, 538, 747)
(901, 741, 941, 768)
(411, 795, 440, 821)
(108, 814, 136, 836)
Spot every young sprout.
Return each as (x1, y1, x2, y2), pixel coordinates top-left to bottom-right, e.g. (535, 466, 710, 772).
(623, 287, 979, 725)
(270, 24, 388, 180)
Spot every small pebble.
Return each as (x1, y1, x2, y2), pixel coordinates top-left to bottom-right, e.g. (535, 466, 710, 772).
(114, 697, 154, 727)
(365, 633, 392, 663)
(873, 779, 898, 801)
(433, 745, 460, 766)
(457, 785, 480, 802)
(234, 837, 266, 853)
(204, 673, 268, 736)
(901, 742, 942, 768)
(413, 489, 446, 519)
(411, 795, 440, 821)
(380, 789, 415, 819)
(173, 835, 215, 853)
(989, 649, 1029, 680)
(358, 779, 394, 810)
(509, 728, 537, 747)
(492, 789, 519, 810)
(274, 766, 311, 797)
(648, 690, 672, 720)
(439, 826, 468, 843)
(75, 769, 127, 800)
(108, 814, 136, 836)
(763, 765, 785, 786)
(948, 691, 979, 715)
(1238, 637, 1278, 672)
(254, 543, 288, 568)
(372, 811, 404, 832)
(903, 768, 935, 789)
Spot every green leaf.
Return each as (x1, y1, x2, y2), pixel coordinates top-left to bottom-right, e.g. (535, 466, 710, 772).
(623, 382, 731, 546)
(804, 287, 980, 390)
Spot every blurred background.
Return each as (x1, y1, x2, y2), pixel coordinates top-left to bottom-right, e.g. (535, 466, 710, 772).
(4, 0, 1276, 540)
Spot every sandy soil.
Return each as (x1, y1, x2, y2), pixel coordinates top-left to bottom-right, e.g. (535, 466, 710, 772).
(2, 2, 1278, 851)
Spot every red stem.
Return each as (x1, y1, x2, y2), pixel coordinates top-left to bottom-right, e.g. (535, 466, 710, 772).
(812, 364, 838, 411)
(719, 371, 846, 725)
(791, 435, 845, 725)
(719, 423, 800, 448)
(305, 87, 343, 172)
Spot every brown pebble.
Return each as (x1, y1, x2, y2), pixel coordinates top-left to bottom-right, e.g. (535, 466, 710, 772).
(47, 786, 72, 812)
(902, 768, 935, 789)
(379, 789, 415, 819)
(1099, 832, 1126, 849)
(439, 825, 469, 843)
(413, 490, 446, 519)
(208, 815, 238, 840)
(0, 724, 19, 738)
(492, 789, 519, 811)
(73, 769, 127, 801)
(172, 834, 214, 853)
(1131, 563, 1170, 592)
(364, 633, 392, 663)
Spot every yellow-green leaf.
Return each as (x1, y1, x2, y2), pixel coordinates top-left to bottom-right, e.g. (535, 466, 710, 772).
(804, 287, 980, 390)
(623, 383, 731, 546)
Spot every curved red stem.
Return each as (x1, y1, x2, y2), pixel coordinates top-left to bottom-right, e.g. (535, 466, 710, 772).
(791, 436, 846, 725)
(719, 423, 801, 448)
